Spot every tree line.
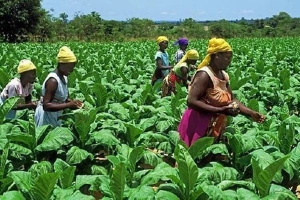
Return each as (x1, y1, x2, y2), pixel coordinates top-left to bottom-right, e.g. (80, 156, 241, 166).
(1, 0, 300, 42)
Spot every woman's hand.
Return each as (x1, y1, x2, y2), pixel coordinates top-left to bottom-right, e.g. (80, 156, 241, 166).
(28, 101, 37, 109)
(223, 108, 240, 116)
(250, 111, 265, 123)
(67, 100, 83, 110)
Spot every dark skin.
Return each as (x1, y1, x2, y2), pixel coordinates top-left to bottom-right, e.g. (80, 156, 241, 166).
(180, 59, 197, 87)
(187, 52, 265, 123)
(43, 63, 82, 112)
(13, 69, 37, 110)
(179, 44, 188, 51)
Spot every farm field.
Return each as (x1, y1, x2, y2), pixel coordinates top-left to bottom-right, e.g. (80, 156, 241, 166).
(0, 38, 300, 199)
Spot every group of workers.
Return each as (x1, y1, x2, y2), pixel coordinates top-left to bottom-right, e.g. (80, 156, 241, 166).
(152, 36, 265, 146)
(0, 37, 265, 147)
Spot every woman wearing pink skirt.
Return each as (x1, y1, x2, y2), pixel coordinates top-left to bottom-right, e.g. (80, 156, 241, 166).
(178, 38, 265, 147)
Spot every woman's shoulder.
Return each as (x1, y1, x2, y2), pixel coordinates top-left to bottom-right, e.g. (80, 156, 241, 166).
(5, 78, 21, 89)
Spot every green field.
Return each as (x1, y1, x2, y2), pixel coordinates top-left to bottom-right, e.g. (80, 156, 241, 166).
(0, 38, 300, 199)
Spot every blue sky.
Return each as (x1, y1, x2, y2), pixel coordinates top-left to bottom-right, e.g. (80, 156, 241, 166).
(42, 0, 300, 21)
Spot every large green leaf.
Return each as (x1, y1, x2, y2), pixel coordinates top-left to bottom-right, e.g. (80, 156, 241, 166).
(127, 185, 155, 200)
(28, 161, 53, 181)
(9, 143, 32, 158)
(278, 122, 294, 154)
(188, 137, 214, 159)
(0, 191, 26, 200)
(88, 129, 120, 147)
(35, 127, 74, 152)
(261, 184, 298, 200)
(0, 142, 9, 179)
(155, 190, 180, 200)
(35, 125, 51, 144)
(31, 172, 59, 200)
(252, 155, 290, 197)
(129, 146, 144, 173)
(54, 158, 70, 172)
(74, 108, 97, 145)
(9, 171, 32, 195)
(124, 123, 143, 147)
(60, 166, 76, 189)
(92, 83, 109, 107)
(0, 97, 19, 123)
(174, 144, 198, 199)
(53, 158, 76, 189)
(66, 146, 94, 165)
(198, 162, 239, 185)
(110, 162, 126, 200)
(236, 188, 260, 200)
(141, 162, 177, 185)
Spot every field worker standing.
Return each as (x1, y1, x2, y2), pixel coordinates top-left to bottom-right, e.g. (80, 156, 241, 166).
(174, 37, 189, 64)
(0, 59, 37, 119)
(35, 46, 83, 127)
(162, 49, 199, 97)
(178, 38, 266, 147)
(151, 36, 173, 86)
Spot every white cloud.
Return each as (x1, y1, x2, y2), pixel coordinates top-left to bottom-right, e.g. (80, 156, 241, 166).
(160, 11, 176, 16)
(241, 9, 254, 14)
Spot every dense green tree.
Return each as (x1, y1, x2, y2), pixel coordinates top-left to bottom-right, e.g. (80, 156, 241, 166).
(70, 12, 103, 41)
(0, 0, 42, 42)
(124, 18, 155, 38)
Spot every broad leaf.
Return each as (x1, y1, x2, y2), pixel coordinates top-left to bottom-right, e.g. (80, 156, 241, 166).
(110, 162, 126, 200)
(174, 144, 198, 198)
(66, 146, 93, 165)
(36, 127, 73, 152)
(252, 155, 290, 197)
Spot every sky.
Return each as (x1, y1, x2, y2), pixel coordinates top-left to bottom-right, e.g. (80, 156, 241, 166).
(42, 0, 300, 21)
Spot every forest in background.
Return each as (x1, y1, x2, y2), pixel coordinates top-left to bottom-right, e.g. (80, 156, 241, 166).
(1, 0, 300, 42)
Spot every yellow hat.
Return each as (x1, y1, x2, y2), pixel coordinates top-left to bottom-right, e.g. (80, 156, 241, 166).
(156, 36, 169, 44)
(177, 49, 199, 66)
(17, 59, 36, 74)
(185, 49, 199, 60)
(57, 46, 77, 63)
(175, 49, 199, 69)
(198, 38, 232, 69)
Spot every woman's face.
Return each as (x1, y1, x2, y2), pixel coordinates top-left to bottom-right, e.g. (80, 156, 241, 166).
(188, 59, 197, 65)
(22, 69, 36, 84)
(58, 63, 76, 76)
(180, 44, 188, 51)
(159, 41, 169, 49)
(215, 52, 232, 70)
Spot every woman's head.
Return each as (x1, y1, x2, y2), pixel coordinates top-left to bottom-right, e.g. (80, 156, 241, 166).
(175, 38, 188, 51)
(198, 38, 232, 70)
(57, 46, 77, 76)
(156, 36, 169, 50)
(18, 59, 37, 84)
(178, 49, 199, 65)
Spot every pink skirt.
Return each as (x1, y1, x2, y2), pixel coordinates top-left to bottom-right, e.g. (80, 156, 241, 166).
(178, 108, 213, 147)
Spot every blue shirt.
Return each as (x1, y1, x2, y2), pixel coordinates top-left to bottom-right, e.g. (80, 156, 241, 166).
(155, 51, 170, 77)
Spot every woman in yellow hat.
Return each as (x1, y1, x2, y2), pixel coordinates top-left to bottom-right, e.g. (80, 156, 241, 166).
(0, 59, 37, 119)
(151, 36, 173, 86)
(178, 38, 265, 147)
(162, 49, 199, 97)
(35, 46, 83, 127)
